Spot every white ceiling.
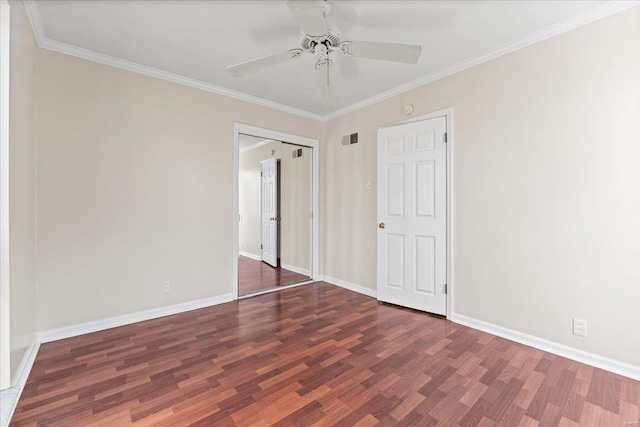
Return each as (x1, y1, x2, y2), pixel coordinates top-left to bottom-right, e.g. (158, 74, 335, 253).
(27, 1, 632, 119)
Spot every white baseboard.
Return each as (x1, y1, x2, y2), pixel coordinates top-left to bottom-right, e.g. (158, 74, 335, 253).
(38, 293, 234, 343)
(3, 293, 235, 425)
(239, 251, 261, 261)
(280, 263, 311, 277)
(1, 336, 40, 427)
(12, 338, 40, 389)
(450, 312, 640, 381)
(0, 386, 19, 427)
(322, 276, 377, 299)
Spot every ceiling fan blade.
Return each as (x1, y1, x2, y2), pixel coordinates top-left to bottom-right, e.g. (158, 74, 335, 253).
(287, 0, 328, 37)
(342, 41, 422, 64)
(227, 49, 302, 77)
(315, 60, 337, 102)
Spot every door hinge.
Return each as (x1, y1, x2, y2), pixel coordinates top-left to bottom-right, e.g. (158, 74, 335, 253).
(444, 132, 448, 143)
(444, 283, 448, 294)
(260, 244, 263, 249)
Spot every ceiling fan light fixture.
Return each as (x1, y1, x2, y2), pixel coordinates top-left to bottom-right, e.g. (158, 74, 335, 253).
(226, 0, 423, 101)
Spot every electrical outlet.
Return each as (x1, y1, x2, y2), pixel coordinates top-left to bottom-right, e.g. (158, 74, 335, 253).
(366, 180, 372, 190)
(573, 318, 587, 337)
(162, 281, 170, 294)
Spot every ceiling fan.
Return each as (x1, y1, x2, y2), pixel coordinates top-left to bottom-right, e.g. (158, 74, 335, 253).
(226, 0, 422, 101)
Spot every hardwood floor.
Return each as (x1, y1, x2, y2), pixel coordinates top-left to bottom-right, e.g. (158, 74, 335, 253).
(238, 255, 310, 296)
(11, 282, 640, 426)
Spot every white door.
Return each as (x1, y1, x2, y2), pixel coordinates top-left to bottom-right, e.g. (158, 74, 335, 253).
(377, 116, 447, 315)
(261, 158, 279, 267)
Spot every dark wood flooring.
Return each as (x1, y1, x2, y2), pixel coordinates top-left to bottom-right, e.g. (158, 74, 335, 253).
(238, 255, 310, 296)
(10, 282, 640, 426)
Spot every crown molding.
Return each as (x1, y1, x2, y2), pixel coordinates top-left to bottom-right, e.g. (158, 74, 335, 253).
(22, 0, 44, 46)
(22, 2, 324, 122)
(321, 0, 640, 121)
(23, 0, 640, 123)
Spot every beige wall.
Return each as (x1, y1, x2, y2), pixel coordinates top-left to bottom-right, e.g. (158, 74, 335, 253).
(238, 140, 281, 258)
(280, 143, 311, 273)
(35, 49, 322, 331)
(323, 7, 640, 366)
(8, 0, 38, 381)
(5, 0, 638, 376)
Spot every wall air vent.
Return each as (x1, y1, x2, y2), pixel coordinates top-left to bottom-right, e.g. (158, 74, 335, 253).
(341, 133, 358, 146)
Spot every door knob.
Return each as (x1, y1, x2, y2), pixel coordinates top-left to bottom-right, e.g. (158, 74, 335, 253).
(378, 222, 386, 229)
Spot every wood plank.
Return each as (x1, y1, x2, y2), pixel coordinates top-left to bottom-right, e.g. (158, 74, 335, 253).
(10, 282, 639, 426)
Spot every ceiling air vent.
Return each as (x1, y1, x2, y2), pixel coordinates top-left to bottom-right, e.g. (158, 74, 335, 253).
(341, 133, 358, 146)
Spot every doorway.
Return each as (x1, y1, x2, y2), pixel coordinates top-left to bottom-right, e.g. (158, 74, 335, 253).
(233, 124, 319, 298)
(377, 109, 452, 316)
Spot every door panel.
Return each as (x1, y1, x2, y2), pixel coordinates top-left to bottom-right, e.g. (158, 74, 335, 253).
(386, 234, 405, 289)
(415, 160, 435, 218)
(377, 116, 447, 315)
(414, 235, 435, 295)
(261, 158, 279, 267)
(386, 164, 405, 217)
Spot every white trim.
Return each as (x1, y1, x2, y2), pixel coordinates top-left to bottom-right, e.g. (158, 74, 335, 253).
(378, 108, 454, 319)
(237, 279, 314, 299)
(0, 0, 11, 391)
(380, 107, 452, 129)
(450, 312, 640, 381)
(233, 123, 320, 299)
(38, 293, 234, 343)
(1, 293, 234, 425)
(322, 276, 377, 299)
(0, 336, 40, 427)
(21, 0, 43, 46)
(280, 263, 311, 277)
(239, 138, 276, 153)
(21, 3, 322, 122)
(447, 110, 455, 318)
(238, 251, 261, 261)
(320, 1, 640, 121)
(0, 387, 19, 427)
(10, 337, 39, 390)
(38, 39, 323, 121)
(22, 1, 639, 122)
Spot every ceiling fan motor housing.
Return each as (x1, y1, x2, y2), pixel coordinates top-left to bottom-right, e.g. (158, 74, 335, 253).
(226, 0, 422, 100)
(300, 26, 341, 52)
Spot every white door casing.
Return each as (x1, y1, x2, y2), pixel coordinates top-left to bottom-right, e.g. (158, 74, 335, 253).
(0, 0, 11, 390)
(261, 158, 279, 267)
(377, 116, 447, 315)
(233, 123, 320, 300)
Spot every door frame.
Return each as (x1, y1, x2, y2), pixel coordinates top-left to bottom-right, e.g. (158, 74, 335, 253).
(1, 0, 11, 390)
(233, 123, 319, 299)
(379, 107, 454, 319)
